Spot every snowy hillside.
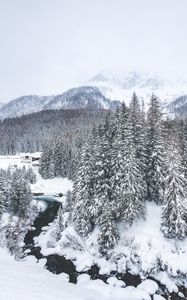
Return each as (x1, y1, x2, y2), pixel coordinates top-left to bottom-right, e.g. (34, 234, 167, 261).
(0, 95, 54, 118)
(44, 86, 120, 111)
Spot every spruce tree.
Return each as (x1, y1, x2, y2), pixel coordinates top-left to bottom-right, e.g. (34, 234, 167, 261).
(0, 170, 6, 218)
(146, 94, 165, 204)
(26, 167, 37, 184)
(71, 142, 95, 236)
(129, 93, 146, 175)
(98, 210, 119, 255)
(9, 174, 32, 220)
(161, 142, 187, 239)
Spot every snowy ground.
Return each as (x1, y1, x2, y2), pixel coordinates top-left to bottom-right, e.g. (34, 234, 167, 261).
(31, 175, 73, 196)
(37, 202, 187, 293)
(0, 247, 159, 300)
(0, 153, 73, 197)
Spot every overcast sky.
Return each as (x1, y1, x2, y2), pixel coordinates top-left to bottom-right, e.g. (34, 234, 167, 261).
(0, 0, 187, 102)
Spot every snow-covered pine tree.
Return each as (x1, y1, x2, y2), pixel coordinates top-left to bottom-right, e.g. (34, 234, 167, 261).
(71, 142, 95, 236)
(9, 174, 32, 220)
(146, 94, 165, 204)
(26, 167, 37, 184)
(52, 205, 65, 241)
(111, 103, 130, 218)
(65, 190, 72, 212)
(177, 119, 187, 179)
(93, 112, 116, 223)
(129, 93, 146, 168)
(6, 217, 24, 259)
(111, 103, 146, 223)
(98, 209, 119, 255)
(0, 170, 6, 218)
(39, 144, 54, 179)
(118, 109, 146, 223)
(161, 141, 187, 239)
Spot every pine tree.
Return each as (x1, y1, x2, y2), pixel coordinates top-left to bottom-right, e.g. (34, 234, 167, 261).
(129, 93, 146, 174)
(39, 144, 54, 179)
(0, 170, 6, 218)
(177, 120, 187, 179)
(65, 190, 72, 212)
(9, 174, 32, 220)
(98, 210, 119, 255)
(146, 94, 165, 204)
(93, 113, 116, 222)
(26, 167, 37, 184)
(161, 142, 187, 239)
(6, 217, 24, 259)
(71, 142, 95, 236)
(52, 205, 65, 241)
(111, 104, 146, 223)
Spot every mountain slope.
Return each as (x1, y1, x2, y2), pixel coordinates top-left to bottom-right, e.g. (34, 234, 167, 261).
(88, 70, 187, 109)
(1, 71, 187, 119)
(163, 95, 187, 117)
(0, 95, 54, 118)
(44, 86, 120, 110)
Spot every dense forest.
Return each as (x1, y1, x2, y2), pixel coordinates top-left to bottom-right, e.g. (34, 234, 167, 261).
(1, 93, 187, 258)
(39, 93, 187, 254)
(0, 108, 107, 154)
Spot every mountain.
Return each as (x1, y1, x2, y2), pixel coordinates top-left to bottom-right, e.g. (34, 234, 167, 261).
(44, 86, 120, 111)
(0, 95, 54, 119)
(1, 71, 187, 119)
(163, 95, 187, 117)
(88, 70, 187, 111)
(0, 87, 120, 119)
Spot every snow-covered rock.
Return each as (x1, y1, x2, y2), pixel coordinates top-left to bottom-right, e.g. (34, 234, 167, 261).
(137, 279, 159, 295)
(107, 277, 126, 287)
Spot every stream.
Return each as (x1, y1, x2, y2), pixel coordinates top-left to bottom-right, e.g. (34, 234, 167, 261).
(24, 198, 187, 300)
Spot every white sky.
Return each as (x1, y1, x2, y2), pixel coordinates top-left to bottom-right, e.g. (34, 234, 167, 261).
(0, 0, 187, 102)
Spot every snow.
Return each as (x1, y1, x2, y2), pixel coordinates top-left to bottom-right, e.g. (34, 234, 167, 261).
(36, 202, 187, 292)
(153, 295, 166, 300)
(88, 70, 187, 108)
(107, 277, 126, 287)
(0, 248, 152, 300)
(1, 154, 187, 298)
(31, 175, 73, 196)
(137, 279, 158, 295)
(0, 154, 73, 197)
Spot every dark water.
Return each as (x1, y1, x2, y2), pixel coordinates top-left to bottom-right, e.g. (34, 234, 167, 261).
(24, 199, 187, 300)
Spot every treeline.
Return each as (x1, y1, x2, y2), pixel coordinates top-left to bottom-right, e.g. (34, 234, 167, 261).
(0, 108, 107, 154)
(0, 167, 37, 258)
(40, 93, 187, 254)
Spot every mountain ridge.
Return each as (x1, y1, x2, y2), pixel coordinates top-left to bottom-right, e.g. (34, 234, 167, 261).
(1, 71, 187, 118)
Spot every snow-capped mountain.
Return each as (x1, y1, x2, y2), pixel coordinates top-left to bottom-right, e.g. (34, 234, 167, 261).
(0, 95, 54, 118)
(44, 86, 120, 111)
(1, 71, 187, 119)
(88, 70, 187, 111)
(0, 87, 120, 119)
(162, 95, 187, 117)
